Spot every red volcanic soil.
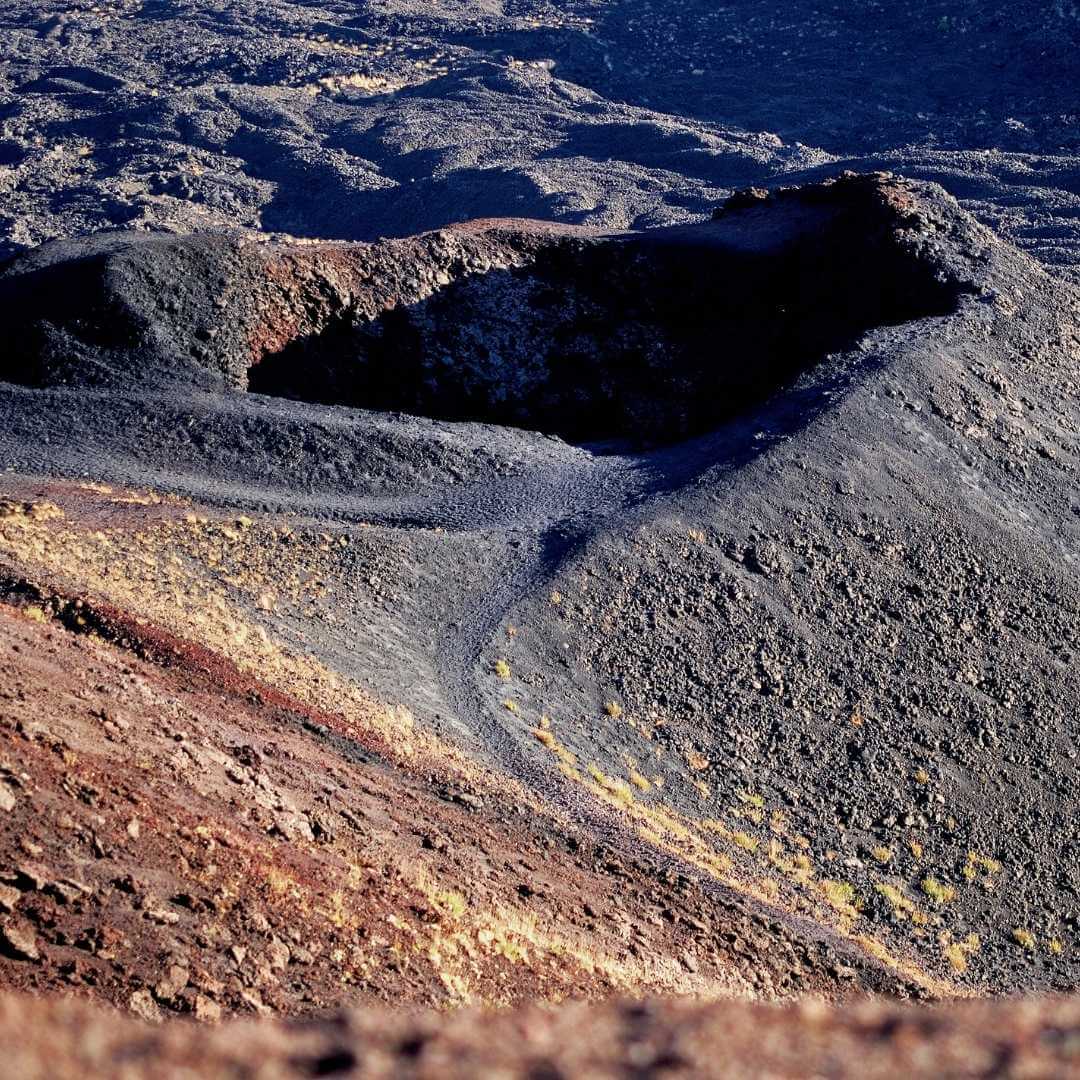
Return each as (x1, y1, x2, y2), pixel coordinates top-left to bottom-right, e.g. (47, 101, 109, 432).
(0, 490, 858, 1020)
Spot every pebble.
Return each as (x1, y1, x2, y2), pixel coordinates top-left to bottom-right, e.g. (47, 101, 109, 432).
(1, 919, 40, 961)
(154, 964, 189, 1002)
(129, 990, 162, 1023)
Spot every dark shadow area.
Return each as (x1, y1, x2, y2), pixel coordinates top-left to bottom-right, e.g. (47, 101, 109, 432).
(249, 186, 965, 445)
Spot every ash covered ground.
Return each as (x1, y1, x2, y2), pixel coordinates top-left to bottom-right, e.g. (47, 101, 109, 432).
(1, 0, 1080, 1071)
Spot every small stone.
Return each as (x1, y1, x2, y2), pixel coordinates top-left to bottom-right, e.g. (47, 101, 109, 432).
(145, 906, 181, 926)
(154, 964, 189, 1002)
(225, 764, 250, 785)
(193, 995, 222, 1023)
(129, 989, 162, 1023)
(6, 863, 48, 891)
(0, 885, 19, 913)
(0, 919, 40, 961)
(127, 819, 141, 841)
(266, 937, 290, 971)
(290, 945, 314, 965)
(239, 989, 271, 1016)
(230, 945, 248, 967)
(0, 785, 16, 812)
(47, 879, 90, 905)
(248, 911, 271, 934)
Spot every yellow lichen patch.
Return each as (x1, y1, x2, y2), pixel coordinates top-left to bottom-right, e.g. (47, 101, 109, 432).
(757, 877, 780, 900)
(962, 851, 1002, 885)
(432, 891, 467, 920)
(0, 499, 64, 522)
(1012, 928, 1036, 950)
(875, 883, 928, 926)
(920, 877, 956, 905)
(586, 765, 635, 809)
(494, 659, 512, 680)
(767, 837, 814, 885)
(530, 726, 579, 776)
(502, 699, 519, 714)
(940, 932, 980, 974)
(819, 879, 860, 915)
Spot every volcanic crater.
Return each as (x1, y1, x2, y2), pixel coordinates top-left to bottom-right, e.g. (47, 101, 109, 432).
(2, 174, 968, 447)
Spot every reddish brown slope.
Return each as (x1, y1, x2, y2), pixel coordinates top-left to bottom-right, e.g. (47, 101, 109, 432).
(0, 483, 861, 1019)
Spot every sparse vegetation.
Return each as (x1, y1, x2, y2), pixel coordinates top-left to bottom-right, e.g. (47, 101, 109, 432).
(963, 852, 1002, 884)
(875, 883, 928, 926)
(820, 879, 860, 913)
(494, 659, 512, 680)
(586, 765, 634, 808)
(433, 891, 467, 920)
(941, 932, 980, 973)
(920, 877, 956, 905)
(1012, 928, 1036, 950)
(732, 831, 759, 853)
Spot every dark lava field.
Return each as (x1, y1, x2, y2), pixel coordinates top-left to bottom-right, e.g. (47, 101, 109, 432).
(1, 0, 1080, 1071)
